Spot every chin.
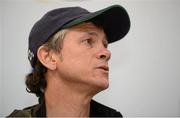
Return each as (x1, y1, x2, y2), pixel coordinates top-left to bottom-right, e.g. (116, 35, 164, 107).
(100, 80, 109, 90)
(93, 78, 109, 93)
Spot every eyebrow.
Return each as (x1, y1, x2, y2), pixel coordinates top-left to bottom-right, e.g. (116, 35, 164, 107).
(82, 31, 97, 38)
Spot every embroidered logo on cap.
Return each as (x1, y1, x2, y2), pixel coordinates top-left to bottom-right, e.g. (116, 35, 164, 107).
(28, 49, 34, 61)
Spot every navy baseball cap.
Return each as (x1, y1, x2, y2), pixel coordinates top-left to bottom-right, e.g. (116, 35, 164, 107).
(28, 5, 130, 68)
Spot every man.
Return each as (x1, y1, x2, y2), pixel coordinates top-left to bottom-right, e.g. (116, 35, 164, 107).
(9, 4, 130, 117)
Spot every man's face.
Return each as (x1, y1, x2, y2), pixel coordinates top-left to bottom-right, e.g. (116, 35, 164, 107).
(55, 22, 111, 92)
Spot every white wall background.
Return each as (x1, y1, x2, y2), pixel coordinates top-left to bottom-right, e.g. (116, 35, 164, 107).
(0, 0, 179, 117)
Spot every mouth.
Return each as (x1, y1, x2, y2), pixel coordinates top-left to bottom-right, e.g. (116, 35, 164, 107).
(97, 65, 109, 72)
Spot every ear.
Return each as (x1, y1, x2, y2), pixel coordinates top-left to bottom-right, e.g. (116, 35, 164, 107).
(37, 46, 57, 70)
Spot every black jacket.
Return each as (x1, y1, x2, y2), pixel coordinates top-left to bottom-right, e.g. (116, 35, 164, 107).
(8, 99, 122, 117)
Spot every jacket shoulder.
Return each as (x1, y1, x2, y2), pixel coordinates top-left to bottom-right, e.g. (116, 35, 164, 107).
(90, 100, 123, 117)
(7, 104, 39, 117)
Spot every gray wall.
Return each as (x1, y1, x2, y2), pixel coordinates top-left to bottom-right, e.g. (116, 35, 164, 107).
(0, 2, 2, 114)
(0, 0, 180, 117)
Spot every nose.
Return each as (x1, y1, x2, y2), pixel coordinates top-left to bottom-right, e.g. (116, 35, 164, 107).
(96, 48, 111, 61)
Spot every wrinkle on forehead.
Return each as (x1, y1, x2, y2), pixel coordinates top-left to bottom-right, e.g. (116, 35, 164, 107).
(69, 22, 108, 45)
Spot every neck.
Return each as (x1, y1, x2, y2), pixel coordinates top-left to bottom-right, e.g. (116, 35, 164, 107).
(44, 72, 95, 117)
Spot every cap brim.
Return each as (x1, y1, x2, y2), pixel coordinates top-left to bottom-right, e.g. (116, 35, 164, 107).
(62, 5, 130, 43)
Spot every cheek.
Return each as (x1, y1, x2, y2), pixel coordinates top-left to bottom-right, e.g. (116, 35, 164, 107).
(61, 48, 93, 74)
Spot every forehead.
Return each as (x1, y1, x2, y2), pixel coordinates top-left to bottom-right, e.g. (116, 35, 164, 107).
(68, 22, 106, 37)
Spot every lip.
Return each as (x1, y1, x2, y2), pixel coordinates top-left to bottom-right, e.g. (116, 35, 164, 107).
(96, 65, 109, 72)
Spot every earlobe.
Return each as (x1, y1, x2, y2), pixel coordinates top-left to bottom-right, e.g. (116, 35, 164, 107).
(37, 46, 57, 70)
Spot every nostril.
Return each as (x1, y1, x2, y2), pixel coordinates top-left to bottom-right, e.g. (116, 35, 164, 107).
(100, 55, 106, 59)
(96, 48, 111, 61)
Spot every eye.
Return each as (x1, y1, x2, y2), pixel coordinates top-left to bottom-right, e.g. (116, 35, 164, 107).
(83, 38, 93, 45)
(103, 39, 108, 48)
(103, 42, 108, 48)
